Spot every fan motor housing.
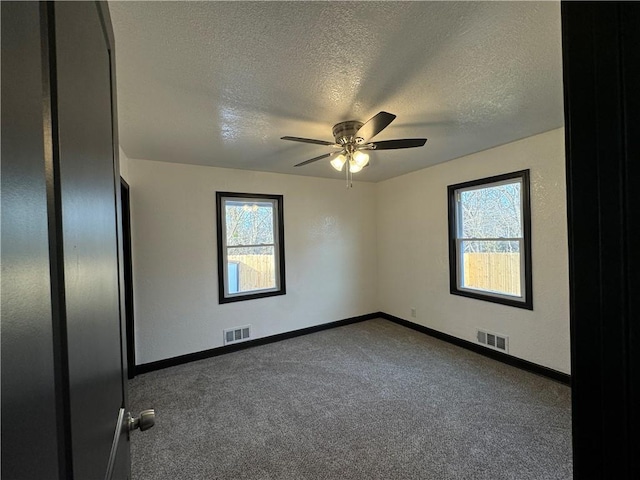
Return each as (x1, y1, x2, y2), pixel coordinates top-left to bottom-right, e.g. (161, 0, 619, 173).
(333, 121, 364, 144)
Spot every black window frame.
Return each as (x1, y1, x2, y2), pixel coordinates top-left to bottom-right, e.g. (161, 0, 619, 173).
(447, 169, 533, 310)
(216, 191, 286, 304)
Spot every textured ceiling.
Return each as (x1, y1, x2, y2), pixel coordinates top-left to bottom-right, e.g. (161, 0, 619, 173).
(109, 1, 564, 182)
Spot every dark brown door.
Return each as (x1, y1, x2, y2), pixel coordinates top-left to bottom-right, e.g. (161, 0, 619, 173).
(1, 2, 62, 478)
(562, 2, 640, 478)
(52, 2, 130, 478)
(2, 2, 131, 478)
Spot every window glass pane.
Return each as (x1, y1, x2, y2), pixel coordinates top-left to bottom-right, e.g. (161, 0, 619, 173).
(227, 245, 276, 293)
(459, 182, 521, 238)
(460, 240, 521, 297)
(225, 200, 274, 246)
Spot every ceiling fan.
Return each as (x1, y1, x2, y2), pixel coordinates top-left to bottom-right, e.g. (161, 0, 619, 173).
(281, 111, 427, 187)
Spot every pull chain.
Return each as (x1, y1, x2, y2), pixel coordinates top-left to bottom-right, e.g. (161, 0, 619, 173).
(346, 163, 353, 188)
(346, 161, 350, 188)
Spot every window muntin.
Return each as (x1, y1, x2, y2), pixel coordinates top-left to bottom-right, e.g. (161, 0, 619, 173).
(216, 192, 285, 303)
(448, 170, 532, 309)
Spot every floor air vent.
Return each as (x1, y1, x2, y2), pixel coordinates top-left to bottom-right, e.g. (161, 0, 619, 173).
(477, 329, 509, 353)
(224, 325, 251, 345)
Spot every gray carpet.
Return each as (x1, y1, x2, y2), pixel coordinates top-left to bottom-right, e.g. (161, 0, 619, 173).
(129, 319, 572, 479)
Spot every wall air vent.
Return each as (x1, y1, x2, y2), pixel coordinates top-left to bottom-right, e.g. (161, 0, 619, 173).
(477, 329, 509, 353)
(223, 325, 251, 346)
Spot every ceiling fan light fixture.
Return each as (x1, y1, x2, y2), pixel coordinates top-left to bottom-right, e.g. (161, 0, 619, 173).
(330, 154, 347, 171)
(349, 159, 364, 173)
(352, 151, 370, 168)
(284, 112, 427, 186)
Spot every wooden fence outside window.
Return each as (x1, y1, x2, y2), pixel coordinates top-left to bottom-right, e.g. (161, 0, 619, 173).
(463, 252, 521, 296)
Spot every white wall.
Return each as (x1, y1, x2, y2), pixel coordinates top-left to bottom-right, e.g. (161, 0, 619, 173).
(127, 128, 570, 372)
(119, 146, 131, 182)
(127, 159, 378, 364)
(376, 128, 570, 373)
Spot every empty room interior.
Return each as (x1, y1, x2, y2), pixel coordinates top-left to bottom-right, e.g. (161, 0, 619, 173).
(6, 0, 602, 479)
(112, 2, 571, 478)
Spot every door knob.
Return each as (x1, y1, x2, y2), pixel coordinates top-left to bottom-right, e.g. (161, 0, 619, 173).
(128, 409, 155, 432)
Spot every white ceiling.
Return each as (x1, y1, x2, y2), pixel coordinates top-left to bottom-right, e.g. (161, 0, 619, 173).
(109, 1, 564, 182)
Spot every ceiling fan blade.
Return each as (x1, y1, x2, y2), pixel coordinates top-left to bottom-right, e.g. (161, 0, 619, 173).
(281, 136, 337, 146)
(355, 111, 397, 142)
(294, 151, 344, 167)
(372, 138, 427, 150)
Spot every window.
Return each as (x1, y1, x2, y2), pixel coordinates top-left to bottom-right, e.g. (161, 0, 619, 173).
(447, 170, 532, 309)
(216, 192, 285, 303)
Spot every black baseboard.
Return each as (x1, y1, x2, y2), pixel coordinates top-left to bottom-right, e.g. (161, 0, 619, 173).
(134, 312, 571, 386)
(380, 313, 571, 386)
(134, 312, 379, 376)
